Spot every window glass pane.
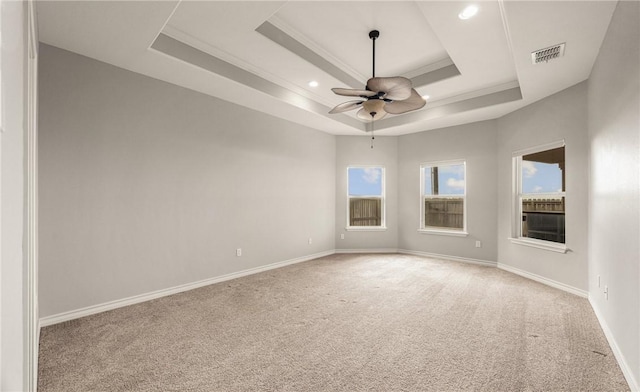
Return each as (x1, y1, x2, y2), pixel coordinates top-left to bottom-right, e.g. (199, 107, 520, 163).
(522, 147, 565, 193)
(350, 198, 381, 226)
(348, 167, 382, 196)
(519, 146, 565, 243)
(348, 167, 383, 227)
(422, 162, 465, 231)
(521, 195, 565, 243)
(424, 167, 433, 195)
(423, 164, 465, 196)
(424, 198, 464, 229)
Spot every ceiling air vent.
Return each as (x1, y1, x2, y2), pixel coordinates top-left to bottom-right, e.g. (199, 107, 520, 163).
(531, 43, 565, 64)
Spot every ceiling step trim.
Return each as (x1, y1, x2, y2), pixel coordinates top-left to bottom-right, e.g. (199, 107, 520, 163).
(256, 21, 364, 89)
(150, 32, 364, 131)
(410, 63, 461, 88)
(257, 20, 462, 91)
(374, 86, 523, 131)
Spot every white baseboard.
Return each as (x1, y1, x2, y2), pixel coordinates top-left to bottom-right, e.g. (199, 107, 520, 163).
(40, 250, 335, 327)
(335, 248, 398, 254)
(398, 249, 497, 267)
(38, 248, 591, 329)
(40, 247, 636, 392)
(35, 317, 41, 390)
(589, 296, 639, 391)
(497, 263, 588, 298)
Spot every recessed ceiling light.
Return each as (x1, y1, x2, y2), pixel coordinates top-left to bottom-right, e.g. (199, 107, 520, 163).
(308, 81, 319, 87)
(458, 5, 478, 20)
(422, 95, 430, 100)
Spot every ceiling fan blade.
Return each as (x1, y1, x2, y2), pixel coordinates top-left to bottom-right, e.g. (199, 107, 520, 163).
(366, 77, 412, 100)
(329, 100, 364, 114)
(331, 88, 378, 98)
(356, 107, 387, 121)
(383, 89, 426, 115)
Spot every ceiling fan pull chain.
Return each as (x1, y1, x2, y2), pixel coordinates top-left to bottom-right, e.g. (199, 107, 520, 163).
(370, 113, 375, 149)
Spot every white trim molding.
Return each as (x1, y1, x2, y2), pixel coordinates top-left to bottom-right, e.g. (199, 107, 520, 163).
(511, 141, 567, 250)
(418, 229, 469, 237)
(39, 247, 635, 392)
(497, 263, 587, 298)
(589, 296, 639, 392)
(419, 159, 467, 234)
(509, 237, 568, 253)
(346, 165, 386, 230)
(335, 248, 398, 254)
(398, 249, 497, 267)
(345, 227, 387, 232)
(40, 250, 335, 327)
(512, 139, 566, 158)
(25, 1, 39, 390)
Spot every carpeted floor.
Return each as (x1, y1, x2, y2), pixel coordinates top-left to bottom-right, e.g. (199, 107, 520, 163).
(38, 253, 629, 391)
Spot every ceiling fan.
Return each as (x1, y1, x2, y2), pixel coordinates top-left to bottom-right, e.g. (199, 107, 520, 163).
(329, 30, 426, 122)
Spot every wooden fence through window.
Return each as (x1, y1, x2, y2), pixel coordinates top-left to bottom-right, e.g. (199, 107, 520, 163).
(424, 198, 464, 229)
(522, 198, 565, 213)
(350, 198, 381, 226)
(522, 198, 565, 243)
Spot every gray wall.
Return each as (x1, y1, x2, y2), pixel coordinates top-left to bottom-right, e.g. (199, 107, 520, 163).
(335, 136, 398, 250)
(36, 10, 640, 385)
(38, 44, 336, 317)
(496, 82, 589, 291)
(588, 0, 639, 387)
(1, 2, 27, 389)
(398, 121, 498, 262)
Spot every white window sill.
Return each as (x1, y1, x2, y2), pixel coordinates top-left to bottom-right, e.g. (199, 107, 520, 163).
(418, 229, 468, 237)
(509, 237, 568, 253)
(346, 227, 387, 232)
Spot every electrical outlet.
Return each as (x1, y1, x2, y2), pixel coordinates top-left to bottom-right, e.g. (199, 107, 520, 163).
(308, 238, 313, 245)
(340, 234, 345, 240)
(475, 241, 481, 248)
(604, 285, 608, 300)
(236, 248, 242, 257)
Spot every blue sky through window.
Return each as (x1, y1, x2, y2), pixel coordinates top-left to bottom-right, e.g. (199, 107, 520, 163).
(348, 167, 382, 196)
(423, 164, 465, 195)
(522, 161, 563, 193)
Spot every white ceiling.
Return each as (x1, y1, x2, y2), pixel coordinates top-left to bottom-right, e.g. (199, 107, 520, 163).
(36, 1, 617, 136)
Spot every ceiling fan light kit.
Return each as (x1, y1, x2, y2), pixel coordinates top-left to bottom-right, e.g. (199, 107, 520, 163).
(329, 30, 426, 124)
(361, 99, 387, 120)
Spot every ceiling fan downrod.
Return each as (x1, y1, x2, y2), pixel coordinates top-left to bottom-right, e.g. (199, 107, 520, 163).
(369, 30, 379, 79)
(328, 29, 425, 124)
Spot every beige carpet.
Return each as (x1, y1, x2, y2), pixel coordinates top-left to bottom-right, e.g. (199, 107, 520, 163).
(38, 253, 629, 391)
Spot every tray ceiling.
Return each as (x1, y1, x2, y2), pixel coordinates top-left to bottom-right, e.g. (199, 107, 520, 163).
(36, 1, 617, 136)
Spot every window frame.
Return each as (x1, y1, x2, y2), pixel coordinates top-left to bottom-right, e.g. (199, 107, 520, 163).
(510, 140, 568, 253)
(418, 159, 468, 237)
(346, 165, 386, 231)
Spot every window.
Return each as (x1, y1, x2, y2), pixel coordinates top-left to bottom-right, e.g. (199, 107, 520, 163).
(512, 142, 566, 252)
(347, 166, 385, 230)
(420, 161, 467, 235)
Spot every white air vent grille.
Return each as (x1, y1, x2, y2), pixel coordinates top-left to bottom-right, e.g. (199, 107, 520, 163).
(531, 43, 565, 64)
